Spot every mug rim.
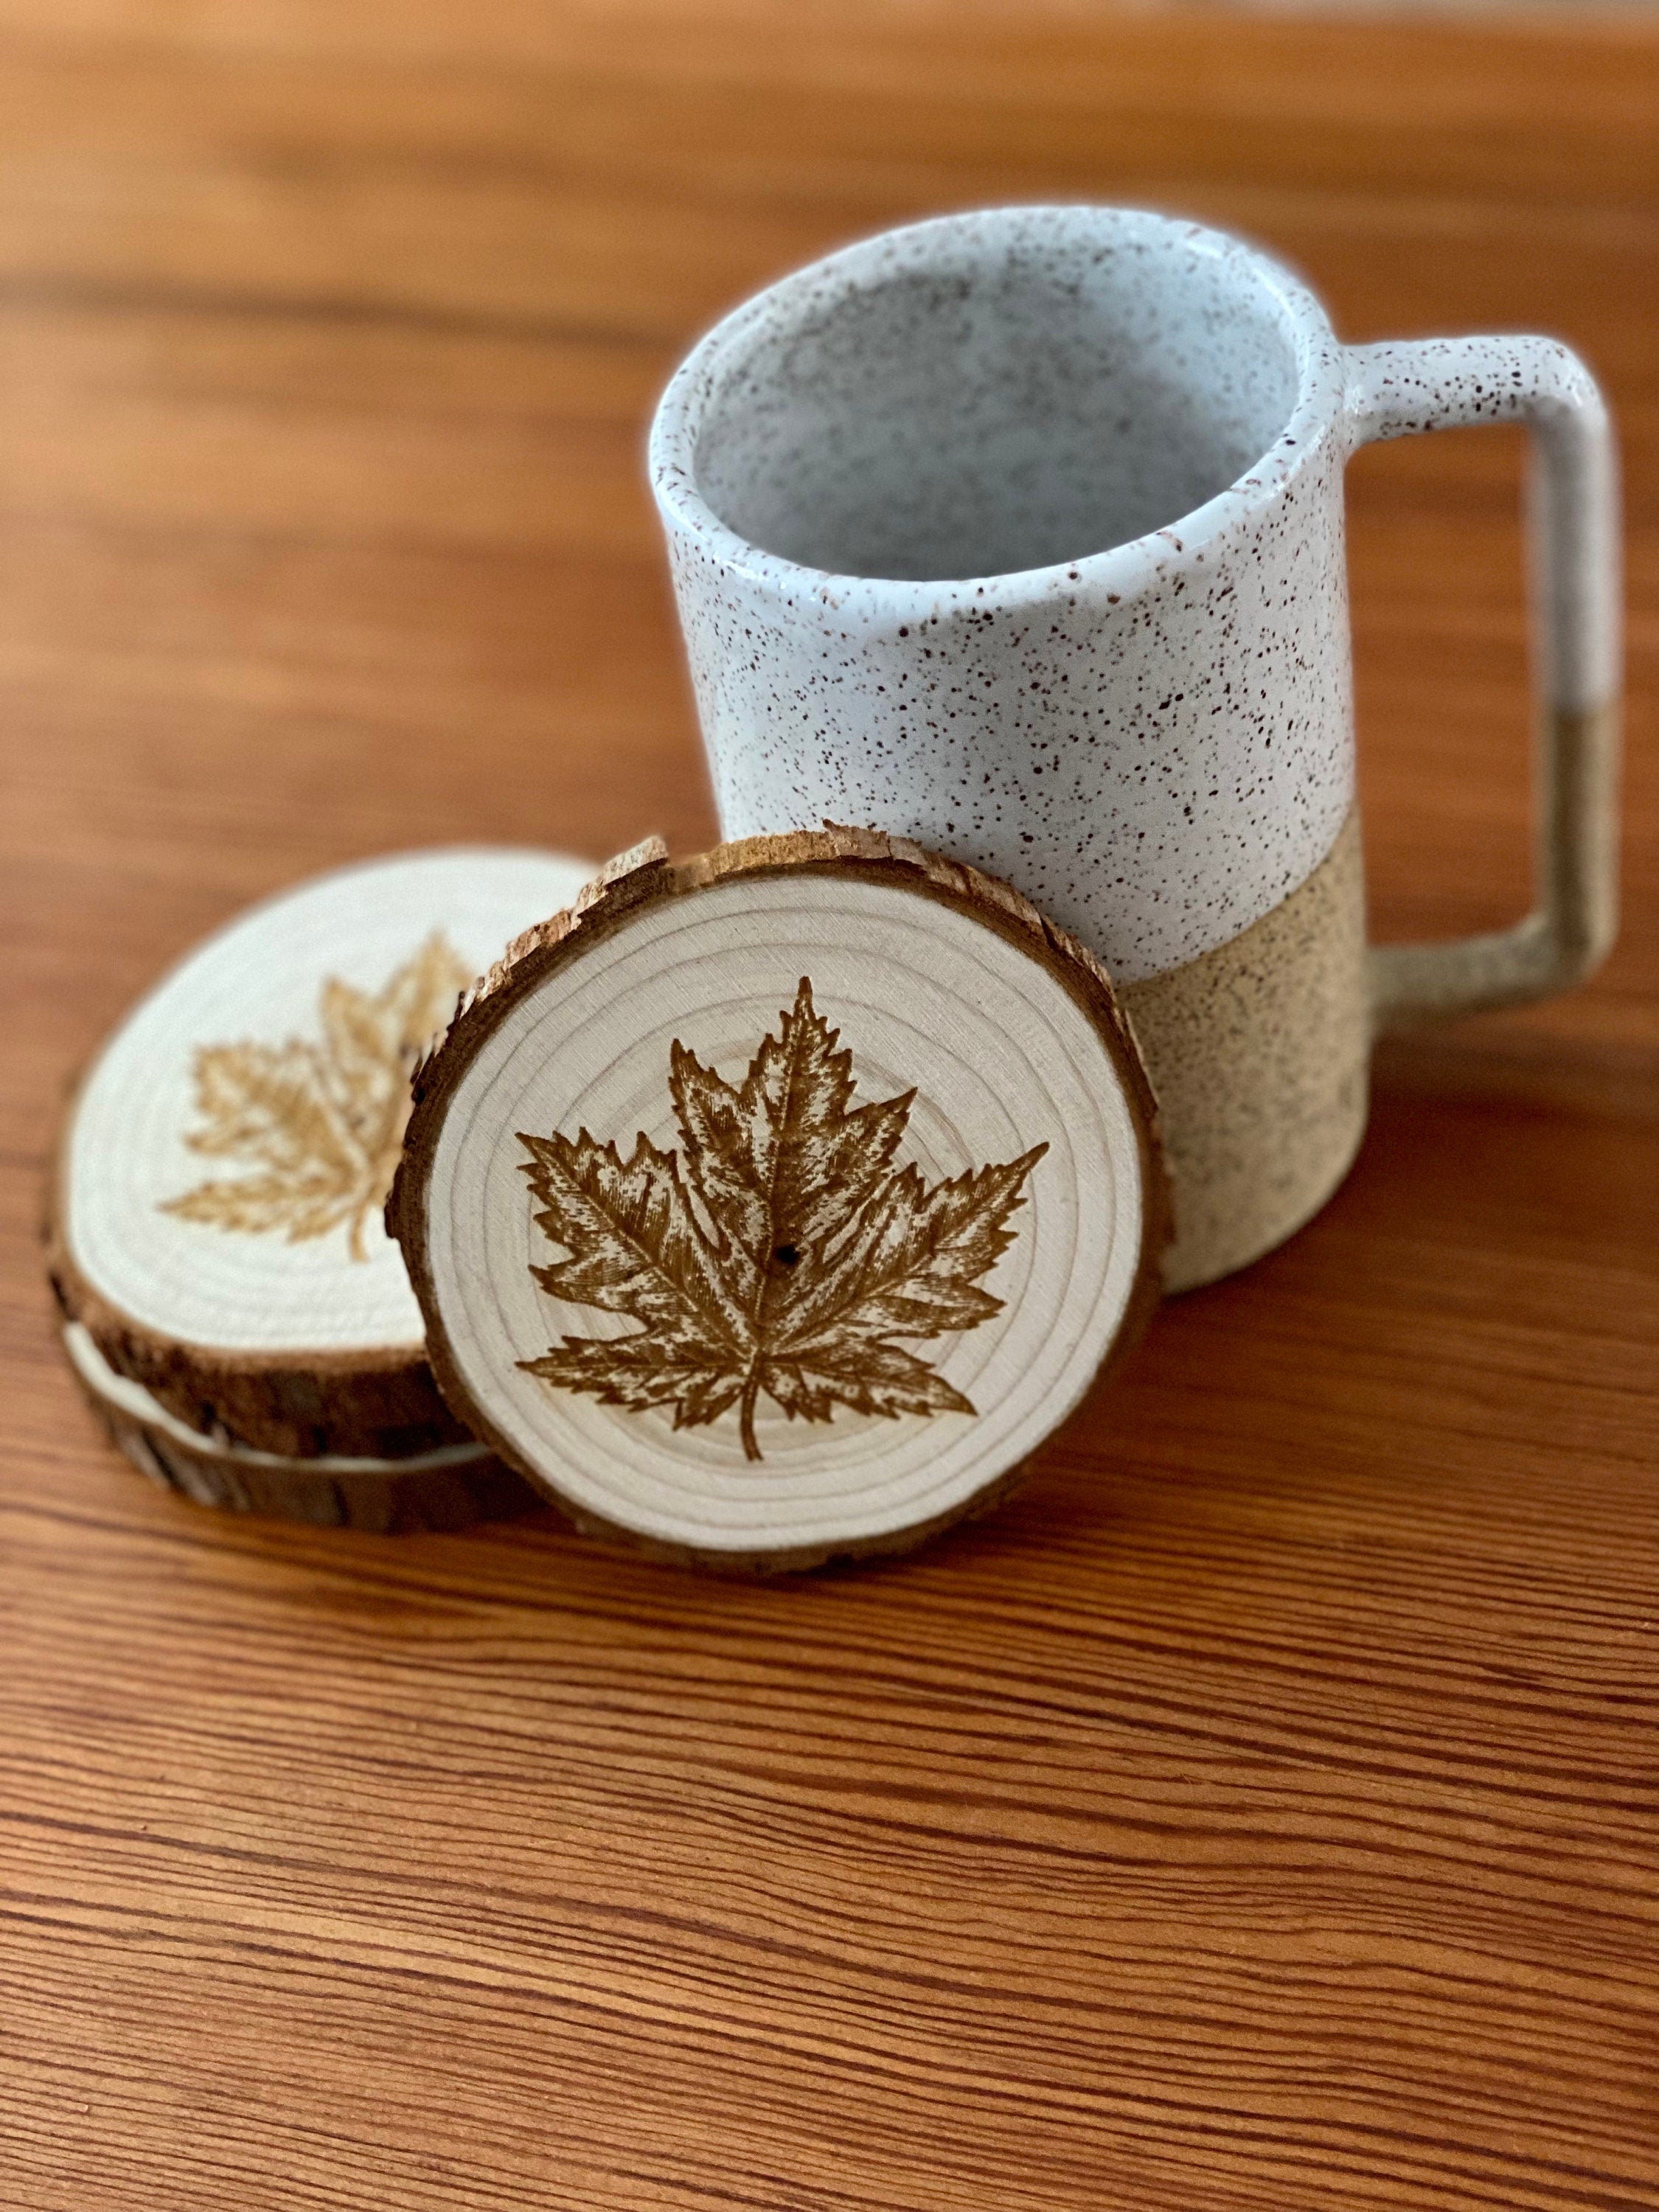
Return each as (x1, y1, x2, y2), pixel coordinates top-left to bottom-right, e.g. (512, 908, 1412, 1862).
(649, 203, 1348, 616)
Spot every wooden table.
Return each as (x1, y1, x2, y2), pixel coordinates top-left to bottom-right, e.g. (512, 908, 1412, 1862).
(3, 6, 1655, 2206)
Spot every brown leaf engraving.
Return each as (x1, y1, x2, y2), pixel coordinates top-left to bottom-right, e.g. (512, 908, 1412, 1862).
(518, 978, 1046, 1461)
(161, 932, 472, 1260)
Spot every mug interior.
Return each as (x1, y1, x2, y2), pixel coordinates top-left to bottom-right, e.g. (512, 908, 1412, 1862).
(688, 213, 1307, 582)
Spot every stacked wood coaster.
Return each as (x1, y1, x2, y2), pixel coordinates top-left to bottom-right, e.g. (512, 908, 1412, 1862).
(61, 1321, 532, 1534)
(49, 846, 592, 1531)
(387, 830, 1169, 1572)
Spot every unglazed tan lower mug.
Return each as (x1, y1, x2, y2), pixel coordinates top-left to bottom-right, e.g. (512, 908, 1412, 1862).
(649, 206, 1621, 1290)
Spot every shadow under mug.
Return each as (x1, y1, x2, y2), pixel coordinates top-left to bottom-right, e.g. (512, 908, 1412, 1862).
(649, 206, 1621, 1290)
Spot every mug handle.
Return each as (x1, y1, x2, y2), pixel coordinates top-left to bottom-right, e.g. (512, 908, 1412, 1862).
(1343, 335, 1621, 1033)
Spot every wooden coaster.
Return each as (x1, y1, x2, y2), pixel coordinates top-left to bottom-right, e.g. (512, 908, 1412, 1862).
(48, 847, 593, 1458)
(389, 830, 1169, 1572)
(63, 1324, 538, 1534)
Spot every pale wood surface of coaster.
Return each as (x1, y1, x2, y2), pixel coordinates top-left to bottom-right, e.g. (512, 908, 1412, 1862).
(49, 846, 592, 1455)
(391, 830, 1168, 1571)
(63, 1324, 537, 1534)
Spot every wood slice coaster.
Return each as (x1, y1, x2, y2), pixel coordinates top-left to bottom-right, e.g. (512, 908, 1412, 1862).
(389, 830, 1169, 1572)
(63, 1324, 537, 1534)
(48, 847, 592, 1460)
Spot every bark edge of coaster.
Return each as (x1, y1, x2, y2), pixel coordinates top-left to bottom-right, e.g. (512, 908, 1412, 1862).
(389, 827, 1169, 1574)
(46, 846, 594, 1457)
(46, 1187, 466, 1458)
(63, 1324, 537, 1534)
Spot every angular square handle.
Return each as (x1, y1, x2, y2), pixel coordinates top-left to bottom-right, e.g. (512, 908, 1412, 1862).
(1344, 336, 1621, 1032)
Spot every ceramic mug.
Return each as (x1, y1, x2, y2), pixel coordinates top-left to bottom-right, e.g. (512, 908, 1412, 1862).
(649, 206, 1620, 1290)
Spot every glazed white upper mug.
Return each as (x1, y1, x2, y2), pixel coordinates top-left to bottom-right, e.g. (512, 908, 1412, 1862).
(649, 206, 1620, 1290)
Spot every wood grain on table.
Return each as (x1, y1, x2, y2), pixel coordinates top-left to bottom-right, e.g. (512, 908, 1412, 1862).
(1, 6, 1655, 2208)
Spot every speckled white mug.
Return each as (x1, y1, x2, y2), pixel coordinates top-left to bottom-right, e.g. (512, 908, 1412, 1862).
(650, 206, 1620, 1289)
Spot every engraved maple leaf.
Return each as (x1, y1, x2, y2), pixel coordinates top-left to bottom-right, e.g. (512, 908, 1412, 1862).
(518, 978, 1046, 1462)
(161, 931, 473, 1260)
